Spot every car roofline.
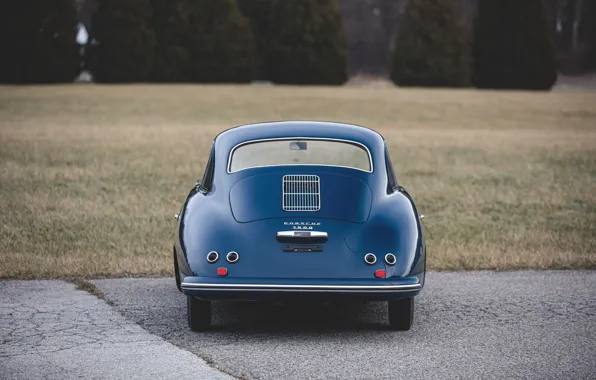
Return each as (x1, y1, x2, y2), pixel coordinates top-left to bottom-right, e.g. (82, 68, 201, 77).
(214, 120, 386, 143)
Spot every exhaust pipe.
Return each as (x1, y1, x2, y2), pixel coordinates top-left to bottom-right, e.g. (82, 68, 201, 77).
(206, 251, 219, 263)
(384, 253, 396, 266)
(364, 253, 377, 265)
(226, 251, 239, 263)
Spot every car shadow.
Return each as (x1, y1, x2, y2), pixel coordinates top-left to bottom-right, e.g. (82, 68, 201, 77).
(206, 298, 393, 332)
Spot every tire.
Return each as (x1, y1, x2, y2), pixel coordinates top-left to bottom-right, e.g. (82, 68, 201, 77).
(187, 296, 212, 331)
(173, 246, 182, 292)
(388, 297, 414, 331)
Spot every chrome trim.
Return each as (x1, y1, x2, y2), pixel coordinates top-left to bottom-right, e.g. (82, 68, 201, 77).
(384, 253, 396, 266)
(364, 253, 377, 265)
(181, 282, 421, 293)
(226, 251, 239, 263)
(282, 174, 321, 212)
(206, 251, 219, 264)
(276, 231, 328, 238)
(227, 137, 374, 174)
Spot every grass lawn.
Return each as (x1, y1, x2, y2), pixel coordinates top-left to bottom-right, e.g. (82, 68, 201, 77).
(0, 84, 595, 278)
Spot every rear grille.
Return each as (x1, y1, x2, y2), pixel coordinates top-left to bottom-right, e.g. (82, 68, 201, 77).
(282, 175, 321, 212)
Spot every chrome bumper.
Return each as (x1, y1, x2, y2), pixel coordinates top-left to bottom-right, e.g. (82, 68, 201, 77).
(180, 282, 422, 293)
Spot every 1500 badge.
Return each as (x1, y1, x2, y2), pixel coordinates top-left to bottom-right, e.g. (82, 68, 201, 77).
(284, 221, 321, 230)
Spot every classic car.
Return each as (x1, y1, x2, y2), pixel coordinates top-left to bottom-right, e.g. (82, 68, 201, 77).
(173, 121, 426, 331)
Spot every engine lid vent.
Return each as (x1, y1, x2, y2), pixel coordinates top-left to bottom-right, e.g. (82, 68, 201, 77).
(282, 175, 320, 212)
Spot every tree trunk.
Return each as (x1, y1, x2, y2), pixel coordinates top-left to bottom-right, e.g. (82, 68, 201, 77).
(572, 0, 583, 49)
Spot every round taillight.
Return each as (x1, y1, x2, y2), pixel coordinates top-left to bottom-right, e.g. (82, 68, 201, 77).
(364, 253, 377, 265)
(384, 253, 396, 266)
(206, 251, 219, 263)
(226, 251, 239, 263)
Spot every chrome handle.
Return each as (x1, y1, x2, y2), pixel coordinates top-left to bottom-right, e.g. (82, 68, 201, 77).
(276, 230, 328, 243)
(276, 231, 328, 238)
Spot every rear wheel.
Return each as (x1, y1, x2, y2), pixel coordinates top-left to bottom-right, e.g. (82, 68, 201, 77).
(388, 297, 414, 331)
(187, 296, 212, 331)
(173, 247, 181, 292)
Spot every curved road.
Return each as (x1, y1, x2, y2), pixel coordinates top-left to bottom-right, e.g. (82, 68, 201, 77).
(2, 271, 595, 379)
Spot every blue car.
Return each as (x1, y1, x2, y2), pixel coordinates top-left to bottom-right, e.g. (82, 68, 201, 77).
(174, 121, 426, 331)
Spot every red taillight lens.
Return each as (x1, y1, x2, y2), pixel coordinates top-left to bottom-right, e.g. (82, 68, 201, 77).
(217, 267, 228, 276)
(375, 269, 386, 278)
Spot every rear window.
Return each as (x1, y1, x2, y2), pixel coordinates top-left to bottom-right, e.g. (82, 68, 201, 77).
(228, 139, 372, 173)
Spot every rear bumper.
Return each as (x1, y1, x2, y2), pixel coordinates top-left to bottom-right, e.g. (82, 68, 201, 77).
(181, 276, 422, 300)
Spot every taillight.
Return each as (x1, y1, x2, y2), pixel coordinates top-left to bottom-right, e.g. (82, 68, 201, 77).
(375, 269, 386, 278)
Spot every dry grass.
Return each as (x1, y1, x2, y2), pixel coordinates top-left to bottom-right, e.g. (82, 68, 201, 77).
(0, 84, 595, 278)
(70, 278, 111, 304)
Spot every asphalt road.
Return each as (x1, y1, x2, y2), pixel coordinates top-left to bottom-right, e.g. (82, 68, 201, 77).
(0, 281, 232, 380)
(2, 272, 595, 379)
(92, 271, 596, 380)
